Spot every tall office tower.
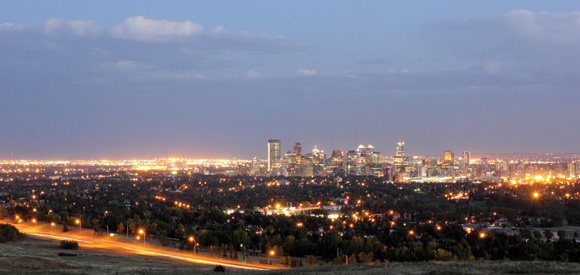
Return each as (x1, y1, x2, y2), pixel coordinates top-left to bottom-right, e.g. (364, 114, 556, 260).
(395, 141, 405, 156)
(462, 151, 470, 167)
(444, 150, 454, 164)
(482, 157, 490, 171)
(294, 142, 302, 164)
(267, 139, 280, 171)
(356, 144, 366, 155)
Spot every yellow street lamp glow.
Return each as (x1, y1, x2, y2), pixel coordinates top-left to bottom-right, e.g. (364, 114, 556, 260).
(189, 236, 194, 242)
(480, 233, 486, 238)
(533, 192, 539, 198)
(270, 250, 275, 256)
(139, 229, 144, 235)
(75, 219, 80, 224)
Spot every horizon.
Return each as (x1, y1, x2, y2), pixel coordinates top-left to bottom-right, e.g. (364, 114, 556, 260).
(2, 149, 579, 161)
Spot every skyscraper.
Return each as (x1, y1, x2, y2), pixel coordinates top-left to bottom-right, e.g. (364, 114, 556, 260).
(444, 150, 454, 165)
(395, 141, 405, 156)
(462, 151, 470, 167)
(267, 139, 280, 171)
(294, 142, 302, 164)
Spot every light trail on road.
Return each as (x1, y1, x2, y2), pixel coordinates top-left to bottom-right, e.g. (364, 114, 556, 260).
(6, 221, 283, 271)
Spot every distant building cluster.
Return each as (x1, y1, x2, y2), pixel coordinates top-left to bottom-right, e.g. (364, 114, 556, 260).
(1, 141, 579, 184)
(255, 139, 580, 183)
(265, 139, 382, 177)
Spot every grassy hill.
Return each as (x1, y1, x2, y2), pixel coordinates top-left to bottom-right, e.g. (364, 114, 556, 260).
(2, 235, 580, 274)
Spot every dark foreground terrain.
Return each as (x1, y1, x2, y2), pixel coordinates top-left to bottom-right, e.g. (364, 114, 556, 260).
(2, 235, 580, 275)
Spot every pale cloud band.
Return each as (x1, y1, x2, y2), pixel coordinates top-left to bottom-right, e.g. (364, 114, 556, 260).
(110, 16, 203, 42)
(296, 69, 317, 76)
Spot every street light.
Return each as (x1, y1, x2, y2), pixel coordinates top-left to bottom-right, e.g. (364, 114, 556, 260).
(269, 250, 275, 265)
(32, 218, 37, 227)
(139, 229, 145, 245)
(189, 236, 196, 254)
(51, 222, 55, 233)
(75, 219, 81, 233)
(240, 244, 246, 263)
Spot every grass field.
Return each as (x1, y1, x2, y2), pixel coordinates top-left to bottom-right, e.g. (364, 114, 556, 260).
(2, 235, 580, 274)
(0, 235, 212, 274)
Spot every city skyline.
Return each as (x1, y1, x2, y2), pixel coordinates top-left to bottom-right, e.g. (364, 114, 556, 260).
(1, 1, 579, 159)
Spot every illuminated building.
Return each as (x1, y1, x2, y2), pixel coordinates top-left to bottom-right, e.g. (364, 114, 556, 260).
(396, 141, 405, 156)
(356, 144, 366, 155)
(311, 145, 325, 175)
(364, 144, 374, 165)
(371, 152, 381, 165)
(462, 151, 470, 167)
(393, 141, 412, 167)
(285, 151, 296, 164)
(444, 150, 454, 165)
(267, 139, 280, 171)
(294, 142, 302, 164)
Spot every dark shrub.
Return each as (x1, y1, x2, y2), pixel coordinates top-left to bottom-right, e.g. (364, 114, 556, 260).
(0, 224, 20, 242)
(60, 240, 79, 250)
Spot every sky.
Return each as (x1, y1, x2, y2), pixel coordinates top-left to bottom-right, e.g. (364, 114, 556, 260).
(1, 1, 579, 159)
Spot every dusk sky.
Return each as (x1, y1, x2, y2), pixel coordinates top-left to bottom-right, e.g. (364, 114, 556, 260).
(1, 1, 579, 159)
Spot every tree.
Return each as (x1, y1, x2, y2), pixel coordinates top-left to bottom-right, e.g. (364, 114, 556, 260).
(520, 229, 533, 239)
(0, 224, 20, 242)
(158, 230, 169, 246)
(558, 230, 567, 239)
(116, 223, 125, 234)
(304, 255, 317, 267)
(544, 230, 553, 240)
(348, 253, 357, 264)
(357, 252, 374, 263)
(434, 248, 456, 261)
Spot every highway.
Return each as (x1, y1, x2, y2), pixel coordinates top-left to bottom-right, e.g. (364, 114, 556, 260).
(4, 221, 284, 271)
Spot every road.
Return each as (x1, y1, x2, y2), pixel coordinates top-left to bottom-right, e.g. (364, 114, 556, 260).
(4, 221, 284, 271)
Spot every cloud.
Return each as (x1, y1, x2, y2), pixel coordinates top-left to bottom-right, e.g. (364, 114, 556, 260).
(110, 16, 203, 42)
(0, 23, 14, 29)
(426, 9, 580, 78)
(43, 18, 102, 37)
(114, 60, 139, 70)
(386, 68, 409, 74)
(434, 10, 580, 49)
(296, 69, 317, 76)
(500, 10, 580, 44)
(245, 70, 262, 78)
